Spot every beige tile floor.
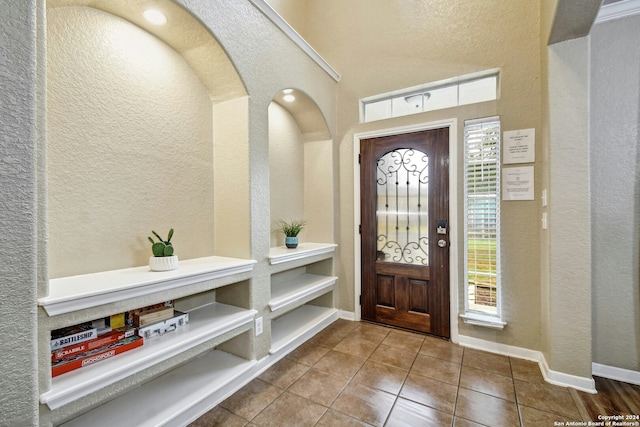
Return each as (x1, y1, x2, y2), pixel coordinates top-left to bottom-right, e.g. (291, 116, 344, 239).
(189, 320, 637, 426)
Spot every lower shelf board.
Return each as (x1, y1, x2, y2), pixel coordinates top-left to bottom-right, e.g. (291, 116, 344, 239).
(269, 273, 336, 315)
(61, 350, 256, 427)
(270, 304, 338, 355)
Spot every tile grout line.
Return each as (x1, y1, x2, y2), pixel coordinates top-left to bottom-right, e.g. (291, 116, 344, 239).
(308, 323, 360, 426)
(314, 322, 393, 426)
(451, 346, 464, 426)
(379, 330, 422, 426)
(363, 325, 395, 426)
(509, 356, 526, 427)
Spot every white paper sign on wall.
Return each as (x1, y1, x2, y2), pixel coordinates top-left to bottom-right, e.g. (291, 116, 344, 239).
(503, 128, 535, 164)
(503, 166, 534, 201)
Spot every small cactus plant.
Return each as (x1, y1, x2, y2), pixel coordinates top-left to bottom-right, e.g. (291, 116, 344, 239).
(148, 228, 175, 257)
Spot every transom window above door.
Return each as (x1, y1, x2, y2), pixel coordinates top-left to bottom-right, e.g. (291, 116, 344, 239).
(359, 69, 500, 123)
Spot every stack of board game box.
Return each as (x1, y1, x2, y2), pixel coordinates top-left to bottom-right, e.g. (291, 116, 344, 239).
(50, 301, 189, 377)
(50, 325, 142, 377)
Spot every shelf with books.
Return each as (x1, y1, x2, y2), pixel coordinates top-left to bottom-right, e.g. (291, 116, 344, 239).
(40, 256, 257, 316)
(60, 348, 256, 427)
(41, 302, 257, 410)
(270, 304, 338, 355)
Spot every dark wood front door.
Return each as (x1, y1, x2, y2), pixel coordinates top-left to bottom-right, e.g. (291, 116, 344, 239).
(360, 128, 450, 338)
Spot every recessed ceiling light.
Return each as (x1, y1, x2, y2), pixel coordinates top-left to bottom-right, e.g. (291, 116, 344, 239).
(283, 94, 295, 102)
(143, 9, 167, 25)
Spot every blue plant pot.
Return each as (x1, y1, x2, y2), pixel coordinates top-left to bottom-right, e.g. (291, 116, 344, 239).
(285, 236, 298, 249)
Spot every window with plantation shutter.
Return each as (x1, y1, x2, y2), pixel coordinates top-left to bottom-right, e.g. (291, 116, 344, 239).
(463, 117, 503, 325)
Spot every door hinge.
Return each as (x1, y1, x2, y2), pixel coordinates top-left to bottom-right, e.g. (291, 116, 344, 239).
(358, 224, 362, 234)
(359, 295, 362, 305)
(358, 153, 361, 164)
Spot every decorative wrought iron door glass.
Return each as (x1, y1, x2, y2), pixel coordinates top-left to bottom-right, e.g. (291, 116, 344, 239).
(376, 149, 429, 265)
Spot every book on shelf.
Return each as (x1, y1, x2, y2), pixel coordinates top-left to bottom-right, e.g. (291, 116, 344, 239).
(137, 310, 189, 339)
(51, 335, 144, 377)
(50, 324, 98, 351)
(133, 305, 174, 327)
(106, 312, 125, 329)
(51, 326, 136, 362)
(127, 301, 174, 327)
(91, 318, 113, 335)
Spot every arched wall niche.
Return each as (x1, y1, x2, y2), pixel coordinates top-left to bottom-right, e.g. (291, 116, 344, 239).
(269, 88, 334, 247)
(46, 1, 249, 278)
(47, 0, 246, 102)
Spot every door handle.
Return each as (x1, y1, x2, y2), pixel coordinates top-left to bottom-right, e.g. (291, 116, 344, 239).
(438, 239, 448, 248)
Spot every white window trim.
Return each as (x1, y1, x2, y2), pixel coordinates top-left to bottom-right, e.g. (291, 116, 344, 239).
(461, 116, 505, 329)
(353, 119, 459, 343)
(460, 312, 506, 329)
(359, 68, 500, 123)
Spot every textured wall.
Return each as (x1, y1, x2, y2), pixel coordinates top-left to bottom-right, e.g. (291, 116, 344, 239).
(47, 7, 215, 278)
(304, 139, 335, 243)
(212, 97, 251, 259)
(591, 15, 640, 372)
(268, 102, 334, 246)
(178, 0, 338, 361)
(0, 0, 39, 425)
(295, 0, 543, 350)
(269, 102, 305, 247)
(539, 0, 556, 369)
(265, 0, 309, 39)
(4, 0, 340, 422)
(547, 37, 592, 378)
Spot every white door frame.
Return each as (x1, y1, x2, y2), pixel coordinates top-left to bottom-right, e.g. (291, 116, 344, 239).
(353, 119, 459, 342)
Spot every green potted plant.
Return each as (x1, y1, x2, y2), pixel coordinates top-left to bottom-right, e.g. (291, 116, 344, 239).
(147, 228, 178, 271)
(276, 219, 307, 249)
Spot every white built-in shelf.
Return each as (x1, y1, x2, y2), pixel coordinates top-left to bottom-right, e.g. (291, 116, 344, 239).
(270, 305, 338, 355)
(60, 349, 256, 427)
(41, 302, 257, 410)
(269, 274, 336, 316)
(40, 256, 257, 316)
(268, 242, 337, 265)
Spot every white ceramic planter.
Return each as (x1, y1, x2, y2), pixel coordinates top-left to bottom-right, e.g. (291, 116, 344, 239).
(149, 255, 179, 272)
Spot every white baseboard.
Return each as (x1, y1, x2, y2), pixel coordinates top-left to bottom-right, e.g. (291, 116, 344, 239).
(539, 357, 596, 393)
(457, 334, 540, 361)
(338, 310, 356, 321)
(592, 363, 640, 386)
(457, 334, 597, 394)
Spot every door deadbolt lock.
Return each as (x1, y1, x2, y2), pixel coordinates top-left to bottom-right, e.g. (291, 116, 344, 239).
(437, 219, 447, 235)
(438, 239, 447, 248)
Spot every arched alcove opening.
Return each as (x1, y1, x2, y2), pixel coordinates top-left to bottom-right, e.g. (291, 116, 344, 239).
(46, 1, 248, 277)
(268, 88, 334, 247)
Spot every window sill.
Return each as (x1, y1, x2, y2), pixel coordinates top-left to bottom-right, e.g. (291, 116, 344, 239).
(460, 313, 506, 330)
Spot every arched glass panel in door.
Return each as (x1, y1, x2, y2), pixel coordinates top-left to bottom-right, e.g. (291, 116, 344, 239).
(376, 148, 429, 265)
